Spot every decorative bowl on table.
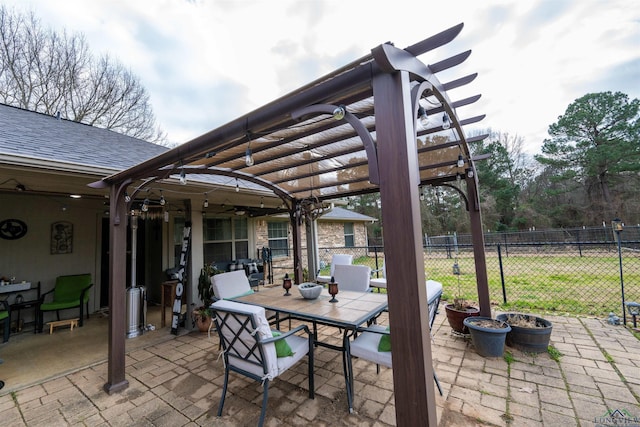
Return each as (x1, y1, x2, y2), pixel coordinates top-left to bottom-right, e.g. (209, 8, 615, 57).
(298, 282, 323, 300)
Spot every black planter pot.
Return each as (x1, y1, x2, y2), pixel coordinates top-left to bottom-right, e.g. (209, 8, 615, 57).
(496, 313, 552, 353)
(463, 317, 511, 357)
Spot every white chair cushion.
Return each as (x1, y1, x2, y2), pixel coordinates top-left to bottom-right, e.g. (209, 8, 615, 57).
(317, 254, 353, 283)
(369, 277, 387, 289)
(211, 300, 278, 379)
(316, 275, 332, 284)
(211, 270, 252, 299)
(333, 264, 371, 292)
(426, 280, 443, 304)
(275, 334, 309, 374)
(349, 325, 392, 368)
(369, 259, 386, 289)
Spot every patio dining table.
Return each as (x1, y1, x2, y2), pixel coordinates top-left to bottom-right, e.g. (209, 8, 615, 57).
(231, 284, 388, 411)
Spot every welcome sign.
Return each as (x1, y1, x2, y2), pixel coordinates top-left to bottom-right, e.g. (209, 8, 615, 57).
(171, 221, 192, 335)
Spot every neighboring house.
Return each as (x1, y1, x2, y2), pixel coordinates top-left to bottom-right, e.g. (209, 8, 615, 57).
(0, 104, 373, 328)
(317, 207, 373, 249)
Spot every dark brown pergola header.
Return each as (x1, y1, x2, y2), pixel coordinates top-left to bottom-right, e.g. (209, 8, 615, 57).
(95, 23, 485, 208)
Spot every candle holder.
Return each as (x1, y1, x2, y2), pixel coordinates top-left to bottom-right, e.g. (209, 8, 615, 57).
(283, 273, 292, 296)
(328, 277, 339, 303)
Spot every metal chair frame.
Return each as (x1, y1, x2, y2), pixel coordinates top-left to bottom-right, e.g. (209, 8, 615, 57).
(212, 303, 314, 426)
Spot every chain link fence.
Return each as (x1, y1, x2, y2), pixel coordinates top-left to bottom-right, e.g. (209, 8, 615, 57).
(313, 226, 640, 320)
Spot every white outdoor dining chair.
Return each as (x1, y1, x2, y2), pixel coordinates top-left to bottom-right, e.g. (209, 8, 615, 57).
(369, 259, 387, 291)
(210, 299, 314, 426)
(344, 280, 444, 412)
(211, 270, 255, 300)
(211, 270, 282, 326)
(332, 264, 372, 292)
(316, 253, 353, 283)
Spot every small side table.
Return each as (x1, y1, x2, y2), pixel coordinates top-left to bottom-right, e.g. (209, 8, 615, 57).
(8, 281, 40, 334)
(10, 299, 39, 333)
(160, 280, 179, 328)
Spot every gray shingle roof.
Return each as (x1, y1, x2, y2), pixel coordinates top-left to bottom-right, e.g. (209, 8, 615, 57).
(320, 206, 376, 222)
(0, 103, 168, 170)
(0, 104, 260, 190)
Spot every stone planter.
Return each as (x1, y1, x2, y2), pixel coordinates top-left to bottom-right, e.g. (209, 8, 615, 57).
(496, 313, 552, 353)
(463, 316, 511, 357)
(445, 303, 480, 334)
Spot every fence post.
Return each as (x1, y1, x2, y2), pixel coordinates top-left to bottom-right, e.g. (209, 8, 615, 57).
(498, 244, 507, 304)
(503, 233, 509, 257)
(577, 228, 583, 257)
(613, 222, 626, 325)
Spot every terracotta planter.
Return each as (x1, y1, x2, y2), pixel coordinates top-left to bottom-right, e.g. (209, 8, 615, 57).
(193, 312, 213, 332)
(496, 313, 552, 353)
(445, 303, 480, 334)
(464, 317, 511, 357)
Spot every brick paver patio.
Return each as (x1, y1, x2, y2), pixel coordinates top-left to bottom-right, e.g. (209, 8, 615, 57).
(1, 306, 639, 426)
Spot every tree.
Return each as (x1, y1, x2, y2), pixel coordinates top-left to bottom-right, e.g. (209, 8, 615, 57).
(0, 6, 165, 143)
(469, 130, 533, 230)
(535, 92, 640, 223)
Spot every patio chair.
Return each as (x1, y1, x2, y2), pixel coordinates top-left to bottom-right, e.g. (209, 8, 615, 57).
(37, 274, 93, 333)
(211, 270, 256, 300)
(210, 299, 314, 426)
(1, 300, 10, 342)
(344, 280, 443, 412)
(332, 264, 372, 292)
(211, 270, 282, 325)
(316, 254, 353, 284)
(369, 259, 387, 291)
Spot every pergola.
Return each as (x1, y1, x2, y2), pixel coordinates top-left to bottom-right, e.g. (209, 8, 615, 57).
(91, 23, 489, 426)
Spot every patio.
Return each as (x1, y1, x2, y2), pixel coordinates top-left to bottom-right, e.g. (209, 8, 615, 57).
(1, 300, 638, 426)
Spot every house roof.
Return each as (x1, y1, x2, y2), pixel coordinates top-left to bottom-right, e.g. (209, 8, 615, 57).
(0, 103, 269, 199)
(0, 103, 168, 172)
(319, 206, 376, 222)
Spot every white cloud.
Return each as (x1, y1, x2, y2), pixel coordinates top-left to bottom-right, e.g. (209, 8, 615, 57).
(3, 0, 639, 151)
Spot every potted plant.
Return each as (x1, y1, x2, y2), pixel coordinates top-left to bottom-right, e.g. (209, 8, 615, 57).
(463, 317, 511, 357)
(444, 262, 480, 334)
(192, 263, 223, 332)
(496, 313, 553, 353)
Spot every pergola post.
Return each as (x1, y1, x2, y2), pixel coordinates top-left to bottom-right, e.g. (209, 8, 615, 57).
(466, 175, 491, 316)
(373, 70, 437, 426)
(290, 206, 304, 284)
(104, 183, 129, 393)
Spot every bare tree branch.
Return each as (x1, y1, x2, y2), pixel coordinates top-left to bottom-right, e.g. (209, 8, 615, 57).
(0, 5, 166, 144)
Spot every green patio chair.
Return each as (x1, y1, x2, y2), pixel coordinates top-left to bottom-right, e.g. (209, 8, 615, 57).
(37, 274, 93, 333)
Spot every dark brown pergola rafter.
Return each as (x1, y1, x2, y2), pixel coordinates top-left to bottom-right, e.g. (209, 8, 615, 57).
(92, 22, 490, 426)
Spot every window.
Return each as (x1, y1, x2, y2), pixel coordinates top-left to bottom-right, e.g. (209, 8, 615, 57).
(344, 222, 355, 247)
(203, 216, 249, 264)
(268, 222, 289, 258)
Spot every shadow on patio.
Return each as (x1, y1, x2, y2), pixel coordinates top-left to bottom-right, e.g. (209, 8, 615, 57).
(1, 300, 639, 426)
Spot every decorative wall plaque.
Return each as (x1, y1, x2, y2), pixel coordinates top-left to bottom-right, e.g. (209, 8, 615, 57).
(51, 221, 73, 254)
(0, 218, 27, 240)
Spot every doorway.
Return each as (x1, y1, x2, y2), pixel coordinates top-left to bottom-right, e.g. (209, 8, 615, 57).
(99, 217, 163, 308)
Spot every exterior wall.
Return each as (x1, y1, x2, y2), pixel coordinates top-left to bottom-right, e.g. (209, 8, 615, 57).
(316, 221, 368, 248)
(251, 216, 370, 282)
(0, 193, 103, 324)
(0, 189, 370, 327)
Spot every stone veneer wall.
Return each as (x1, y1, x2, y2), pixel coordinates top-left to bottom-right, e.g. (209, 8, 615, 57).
(253, 218, 369, 282)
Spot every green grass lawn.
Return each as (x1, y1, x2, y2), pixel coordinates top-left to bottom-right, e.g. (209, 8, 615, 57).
(317, 250, 640, 317)
(425, 252, 640, 317)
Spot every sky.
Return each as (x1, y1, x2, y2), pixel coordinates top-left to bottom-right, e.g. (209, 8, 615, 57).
(2, 0, 639, 154)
